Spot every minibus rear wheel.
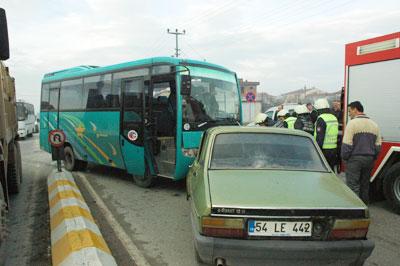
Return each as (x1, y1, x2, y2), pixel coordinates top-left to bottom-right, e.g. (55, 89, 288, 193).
(64, 146, 87, 171)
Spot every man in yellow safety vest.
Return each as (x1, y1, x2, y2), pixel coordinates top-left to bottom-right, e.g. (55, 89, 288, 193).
(283, 112, 296, 129)
(314, 98, 339, 171)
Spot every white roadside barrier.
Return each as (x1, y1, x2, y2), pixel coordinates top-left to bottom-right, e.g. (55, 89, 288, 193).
(48, 169, 117, 266)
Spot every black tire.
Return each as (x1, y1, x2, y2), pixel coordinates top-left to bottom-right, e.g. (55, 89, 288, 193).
(383, 162, 400, 214)
(63, 146, 87, 171)
(76, 160, 88, 171)
(0, 184, 7, 245)
(63, 146, 77, 171)
(16, 141, 22, 184)
(7, 143, 21, 194)
(369, 177, 384, 202)
(132, 164, 155, 188)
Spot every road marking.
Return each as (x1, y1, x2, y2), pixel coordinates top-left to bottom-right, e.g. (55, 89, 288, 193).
(77, 173, 151, 266)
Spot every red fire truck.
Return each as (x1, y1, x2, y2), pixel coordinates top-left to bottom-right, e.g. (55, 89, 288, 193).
(344, 32, 400, 213)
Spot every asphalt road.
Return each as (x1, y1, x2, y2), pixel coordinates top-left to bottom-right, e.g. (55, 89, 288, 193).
(77, 162, 400, 266)
(76, 166, 193, 266)
(0, 134, 52, 266)
(1, 136, 399, 266)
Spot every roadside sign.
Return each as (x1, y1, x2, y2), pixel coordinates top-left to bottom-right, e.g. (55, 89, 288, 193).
(246, 92, 256, 102)
(48, 129, 66, 148)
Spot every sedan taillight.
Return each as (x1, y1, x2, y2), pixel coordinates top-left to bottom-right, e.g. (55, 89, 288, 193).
(201, 217, 245, 238)
(328, 219, 370, 240)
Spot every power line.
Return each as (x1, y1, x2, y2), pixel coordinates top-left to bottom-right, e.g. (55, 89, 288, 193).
(276, 0, 356, 30)
(183, 0, 241, 28)
(232, 0, 356, 45)
(233, 0, 326, 34)
(182, 38, 207, 61)
(145, 33, 168, 57)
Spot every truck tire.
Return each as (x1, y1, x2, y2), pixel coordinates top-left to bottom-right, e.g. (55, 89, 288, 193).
(383, 162, 400, 214)
(0, 184, 6, 245)
(63, 146, 87, 171)
(7, 143, 21, 194)
(16, 141, 22, 184)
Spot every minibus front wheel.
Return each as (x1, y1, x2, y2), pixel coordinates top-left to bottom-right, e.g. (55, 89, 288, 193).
(132, 165, 155, 188)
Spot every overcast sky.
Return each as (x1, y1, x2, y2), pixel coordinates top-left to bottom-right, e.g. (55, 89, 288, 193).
(1, 0, 399, 111)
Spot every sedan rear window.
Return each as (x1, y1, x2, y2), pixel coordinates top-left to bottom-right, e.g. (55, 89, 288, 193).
(210, 133, 328, 171)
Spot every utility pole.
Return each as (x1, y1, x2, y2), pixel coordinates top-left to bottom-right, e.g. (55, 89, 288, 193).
(167, 28, 186, 57)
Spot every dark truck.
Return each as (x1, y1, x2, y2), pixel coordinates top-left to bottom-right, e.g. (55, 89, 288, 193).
(0, 8, 22, 245)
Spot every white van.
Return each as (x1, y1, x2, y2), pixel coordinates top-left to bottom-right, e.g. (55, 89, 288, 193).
(16, 101, 35, 138)
(265, 103, 301, 121)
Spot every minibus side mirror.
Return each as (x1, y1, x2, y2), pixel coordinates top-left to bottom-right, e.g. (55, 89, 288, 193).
(0, 8, 10, 61)
(181, 75, 191, 96)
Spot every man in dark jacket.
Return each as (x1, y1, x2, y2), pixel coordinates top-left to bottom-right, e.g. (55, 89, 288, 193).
(273, 109, 288, 128)
(294, 104, 314, 135)
(342, 101, 381, 204)
(307, 102, 318, 124)
(332, 100, 344, 172)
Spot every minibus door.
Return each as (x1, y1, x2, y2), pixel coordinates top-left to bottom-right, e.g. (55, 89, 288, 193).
(120, 78, 146, 176)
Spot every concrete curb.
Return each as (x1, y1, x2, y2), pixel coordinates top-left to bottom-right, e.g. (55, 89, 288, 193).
(48, 169, 117, 266)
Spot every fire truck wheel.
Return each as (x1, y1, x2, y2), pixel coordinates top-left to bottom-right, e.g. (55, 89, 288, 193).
(383, 162, 400, 214)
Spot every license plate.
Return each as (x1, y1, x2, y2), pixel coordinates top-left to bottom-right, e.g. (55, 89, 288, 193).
(248, 220, 312, 237)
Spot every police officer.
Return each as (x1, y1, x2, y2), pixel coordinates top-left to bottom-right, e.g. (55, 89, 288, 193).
(283, 111, 296, 129)
(252, 113, 268, 126)
(306, 102, 318, 124)
(332, 100, 343, 172)
(294, 104, 314, 135)
(314, 98, 339, 171)
(273, 109, 288, 128)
